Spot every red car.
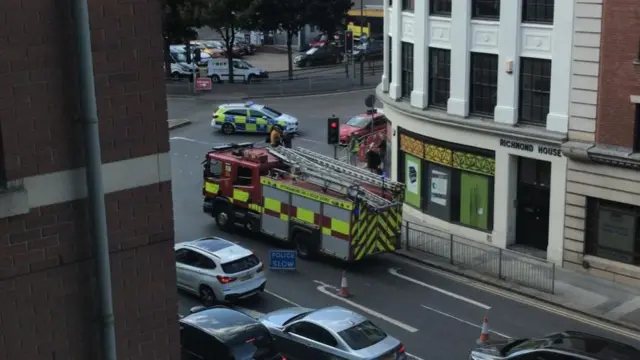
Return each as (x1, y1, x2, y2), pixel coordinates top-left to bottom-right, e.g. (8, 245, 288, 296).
(339, 109, 387, 145)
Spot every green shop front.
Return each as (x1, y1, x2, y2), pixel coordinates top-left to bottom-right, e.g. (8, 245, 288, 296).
(397, 128, 496, 232)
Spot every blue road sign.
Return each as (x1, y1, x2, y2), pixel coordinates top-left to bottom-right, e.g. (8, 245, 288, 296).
(269, 249, 297, 271)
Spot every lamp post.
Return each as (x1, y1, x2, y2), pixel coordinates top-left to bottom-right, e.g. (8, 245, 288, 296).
(359, 0, 364, 86)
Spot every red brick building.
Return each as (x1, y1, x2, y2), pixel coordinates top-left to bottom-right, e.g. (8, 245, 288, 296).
(563, 0, 640, 286)
(0, 0, 179, 359)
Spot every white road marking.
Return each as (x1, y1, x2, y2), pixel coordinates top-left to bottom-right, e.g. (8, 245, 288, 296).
(406, 354, 425, 360)
(314, 281, 419, 333)
(265, 290, 302, 307)
(169, 136, 212, 145)
(389, 268, 491, 310)
(393, 257, 640, 341)
(420, 304, 511, 339)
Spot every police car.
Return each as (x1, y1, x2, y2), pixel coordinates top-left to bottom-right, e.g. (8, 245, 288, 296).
(211, 101, 299, 135)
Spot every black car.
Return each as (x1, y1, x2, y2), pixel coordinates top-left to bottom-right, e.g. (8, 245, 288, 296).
(236, 40, 256, 55)
(294, 45, 342, 67)
(470, 331, 640, 360)
(352, 39, 383, 62)
(180, 306, 285, 360)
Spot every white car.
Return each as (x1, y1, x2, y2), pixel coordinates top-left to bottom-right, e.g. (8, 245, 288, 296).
(175, 237, 266, 305)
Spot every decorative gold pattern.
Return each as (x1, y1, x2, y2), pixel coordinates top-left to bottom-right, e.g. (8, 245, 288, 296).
(424, 145, 453, 166)
(452, 152, 495, 176)
(400, 134, 424, 159)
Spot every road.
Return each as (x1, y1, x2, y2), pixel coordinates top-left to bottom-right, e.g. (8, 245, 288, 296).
(168, 93, 640, 359)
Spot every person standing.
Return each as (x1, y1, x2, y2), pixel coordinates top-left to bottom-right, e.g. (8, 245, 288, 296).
(269, 126, 282, 147)
(348, 136, 360, 165)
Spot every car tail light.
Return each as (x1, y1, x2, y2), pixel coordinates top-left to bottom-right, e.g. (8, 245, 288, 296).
(398, 345, 405, 353)
(216, 275, 236, 284)
(280, 357, 287, 360)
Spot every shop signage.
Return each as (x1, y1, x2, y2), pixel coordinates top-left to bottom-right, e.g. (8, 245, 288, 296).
(499, 139, 562, 157)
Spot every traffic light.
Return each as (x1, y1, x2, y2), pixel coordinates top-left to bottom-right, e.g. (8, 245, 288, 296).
(344, 31, 353, 52)
(327, 115, 340, 144)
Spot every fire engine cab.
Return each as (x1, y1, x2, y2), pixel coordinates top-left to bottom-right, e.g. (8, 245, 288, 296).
(202, 142, 405, 262)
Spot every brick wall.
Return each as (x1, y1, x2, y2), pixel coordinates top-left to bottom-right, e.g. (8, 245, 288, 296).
(0, 0, 179, 359)
(596, 0, 640, 147)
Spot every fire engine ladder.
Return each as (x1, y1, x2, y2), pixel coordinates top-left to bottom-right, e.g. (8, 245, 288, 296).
(268, 147, 396, 208)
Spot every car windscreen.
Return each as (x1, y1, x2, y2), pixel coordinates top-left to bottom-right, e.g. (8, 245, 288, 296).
(338, 320, 387, 350)
(346, 115, 370, 128)
(262, 106, 282, 117)
(221, 254, 260, 274)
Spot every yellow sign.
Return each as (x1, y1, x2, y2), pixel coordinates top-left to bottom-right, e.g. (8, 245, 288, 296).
(261, 177, 354, 210)
(347, 23, 370, 37)
(347, 9, 384, 18)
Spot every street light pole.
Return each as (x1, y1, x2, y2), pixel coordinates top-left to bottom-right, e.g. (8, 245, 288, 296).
(359, 0, 364, 86)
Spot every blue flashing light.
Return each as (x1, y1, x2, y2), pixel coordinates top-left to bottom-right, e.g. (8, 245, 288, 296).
(381, 172, 386, 179)
(354, 208, 359, 216)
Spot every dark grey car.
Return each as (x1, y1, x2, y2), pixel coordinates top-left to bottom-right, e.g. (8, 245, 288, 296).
(470, 331, 640, 360)
(259, 306, 407, 360)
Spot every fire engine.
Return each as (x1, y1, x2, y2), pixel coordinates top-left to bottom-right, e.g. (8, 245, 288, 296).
(202, 142, 405, 261)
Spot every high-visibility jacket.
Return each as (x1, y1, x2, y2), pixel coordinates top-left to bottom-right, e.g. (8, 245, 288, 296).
(350, 137, 360, 153)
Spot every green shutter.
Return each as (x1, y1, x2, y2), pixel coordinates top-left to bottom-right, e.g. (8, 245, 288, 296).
(459, 172, 489, 230)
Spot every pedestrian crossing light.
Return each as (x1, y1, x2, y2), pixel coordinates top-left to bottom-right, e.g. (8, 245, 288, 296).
(327, 115, 340, 144)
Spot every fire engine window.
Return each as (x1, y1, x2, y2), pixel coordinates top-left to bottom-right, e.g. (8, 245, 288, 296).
(236, 166, 253, 186)
(208, 161, 222, 177)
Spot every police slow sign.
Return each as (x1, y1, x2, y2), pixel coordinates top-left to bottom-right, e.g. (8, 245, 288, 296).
(269, 250, 296, 271)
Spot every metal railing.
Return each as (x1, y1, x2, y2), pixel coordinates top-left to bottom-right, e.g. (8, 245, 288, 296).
(402, 220, 555, 293)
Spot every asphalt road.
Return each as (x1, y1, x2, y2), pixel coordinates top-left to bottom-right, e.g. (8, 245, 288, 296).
(168, 93, 640, 359)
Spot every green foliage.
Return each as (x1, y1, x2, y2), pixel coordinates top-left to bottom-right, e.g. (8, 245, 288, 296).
(306, 0, 353, 39)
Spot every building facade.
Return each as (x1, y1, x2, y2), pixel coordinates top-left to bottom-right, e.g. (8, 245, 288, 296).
(562, 0, 640, 286)
(380, 0, 573, 264)
(0, 0, 179, 359)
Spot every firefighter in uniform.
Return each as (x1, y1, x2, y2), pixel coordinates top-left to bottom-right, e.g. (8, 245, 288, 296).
(348, 136, 360, 165)
(269, 126, 282, 147)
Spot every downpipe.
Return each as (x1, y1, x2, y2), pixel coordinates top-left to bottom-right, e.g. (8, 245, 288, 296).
(71, 0, 117, 358)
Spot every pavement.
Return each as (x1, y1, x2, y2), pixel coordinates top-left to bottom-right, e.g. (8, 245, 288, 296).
(167, 93, 640, 359)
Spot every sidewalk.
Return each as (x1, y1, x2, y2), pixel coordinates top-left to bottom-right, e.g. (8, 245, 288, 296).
(399, 209, 640, 332)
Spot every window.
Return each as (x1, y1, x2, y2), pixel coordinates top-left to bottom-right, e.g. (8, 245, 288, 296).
(634, 105, 639, 152)
(470, 53, 498, 116)
(226, 109, 248, 117)
(176, 249, 216, 269)
(585, 198, 640, 265)
(472, 0, 500, 19)
(388, 36, 393, 84)
(522, 0, 554, 24)
(430, 0, 452, 16)
(249, 110, 266, 118)
(262, 106, 282, 117)
(288, 322, 338, 347)
(401, 42, 414, 98)
(220, 254, 260, 274)
(519, 58, 551, 125)
(236, 166, 253, 186)
(428, 48, 451, 108)
(402, 0, 414, 11)
(338, 321, 387, 350)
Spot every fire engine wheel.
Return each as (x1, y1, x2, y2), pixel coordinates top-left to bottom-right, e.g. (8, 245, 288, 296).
(221, 123, 235, 135)
(215, 205, 234, 231)
(293, 231, 315, 260)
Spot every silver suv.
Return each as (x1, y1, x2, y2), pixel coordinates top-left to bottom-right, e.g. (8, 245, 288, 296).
(175, 237, 266, 306)
(470, 331, 640, 360)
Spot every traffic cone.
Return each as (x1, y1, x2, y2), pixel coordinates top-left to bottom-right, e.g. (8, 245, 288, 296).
(337, 271, 351, 298)
(476, 316, 490, 344)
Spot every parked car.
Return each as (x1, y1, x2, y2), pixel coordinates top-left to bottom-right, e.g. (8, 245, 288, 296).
(168, 51, 198, 80)
(259, 306, 407, 360)
(294, 45, 342, 67)
(235, 40, 256, 55)
(171, 44, 211, 66)
(470, 331, 640, 360)
(339, 108, 387, 145)
(192, 40, 226, 58)
(180, 306, 286, 360)
(352, 39, 383, 61)
(175, 237, 266, 306)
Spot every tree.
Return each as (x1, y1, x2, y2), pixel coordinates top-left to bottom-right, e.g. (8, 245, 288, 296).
(197, 0, 260, 83)
(256, 0, 309, 79)
(162, 0, 200, 77)
(306, 0, 353, 42)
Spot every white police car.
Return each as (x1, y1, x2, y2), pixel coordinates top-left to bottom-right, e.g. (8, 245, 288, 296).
(211, 101, 299, 135)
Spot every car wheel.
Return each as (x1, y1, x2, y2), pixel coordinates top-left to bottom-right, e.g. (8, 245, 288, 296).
(171, 71, 181, 81)
(246, 74, 255, 84)
(211, 74, 221, 83)
(221, 123, 235, 135)
(215, 203, 234, 231)
(294, 232, 315, 260)
(199, 285, 217, 306)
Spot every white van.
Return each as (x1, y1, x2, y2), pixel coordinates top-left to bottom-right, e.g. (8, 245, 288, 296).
(207, 58, 268, 83)
(168, 51, 198, 80)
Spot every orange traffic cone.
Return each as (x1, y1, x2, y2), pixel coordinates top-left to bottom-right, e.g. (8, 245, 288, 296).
(338, 271, 351, 298)
(476, 316, 490, 344)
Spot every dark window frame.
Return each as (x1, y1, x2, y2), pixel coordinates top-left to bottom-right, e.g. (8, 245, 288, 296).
(522, 0, 555, 24)
(518, 57, 551, 126)
(429, 0, 452, 16)
(472, 0, 501, 20)
(388, 36, 393, 84)
(585, 198, 640, 265)
(0, 125, 5, 188)
(402, 0, 415, 11)
(428, 47, 451, 108)
(634, 104, 640, 153)
(470, 53, 498, 117)
(401, 42, 414, 98)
